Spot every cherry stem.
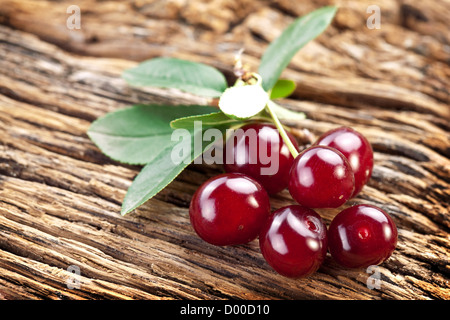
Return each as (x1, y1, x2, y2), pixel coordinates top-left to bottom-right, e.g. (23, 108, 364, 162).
(265, 100, 300, 158)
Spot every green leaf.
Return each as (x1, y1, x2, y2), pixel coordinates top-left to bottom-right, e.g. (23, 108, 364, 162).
(170, 111, 242, 130)
(121, 125, 227, 215)
(122, 57, 228, 97)
(120, 143, 190, 215)
(87, 104, 217, 165)
(258, 6, 337, 91)
(270, 79, 296, 99)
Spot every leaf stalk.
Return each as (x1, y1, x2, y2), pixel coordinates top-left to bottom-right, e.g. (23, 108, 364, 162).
(265, 100, 299, 158)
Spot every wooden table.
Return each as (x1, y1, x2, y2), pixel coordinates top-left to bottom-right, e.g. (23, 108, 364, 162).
(0, 0, 448, 300)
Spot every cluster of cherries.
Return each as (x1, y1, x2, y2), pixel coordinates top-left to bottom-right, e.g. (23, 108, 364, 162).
(189, 123, 398, 278)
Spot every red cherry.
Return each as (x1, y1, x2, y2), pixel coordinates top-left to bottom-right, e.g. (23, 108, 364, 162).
(259, 205, 328, 278)
(223, 123, 299, 195)
(189, 173, 271, 246)
(314, 126, 373, 197)
(288, 145, 355, 208)
(328, 204, 398, 268)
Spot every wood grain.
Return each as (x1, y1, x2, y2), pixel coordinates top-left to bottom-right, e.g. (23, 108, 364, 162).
(0, 0, 449, 300)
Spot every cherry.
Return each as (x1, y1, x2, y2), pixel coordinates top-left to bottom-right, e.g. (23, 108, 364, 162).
(223, 123, 299, 195)
(328, 204, 398, 268)
(314, 126, 373, 197)
(259, 205, 328, 278)
(288, 145, 355, 208)
(189, 173, 271, 246)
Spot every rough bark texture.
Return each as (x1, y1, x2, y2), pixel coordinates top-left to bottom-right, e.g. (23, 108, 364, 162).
(0, 0, 449, 300)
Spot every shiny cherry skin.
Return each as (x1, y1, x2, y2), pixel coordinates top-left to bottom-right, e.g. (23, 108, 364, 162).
(189, 173, 271, 246)
(328, 204, 398, 268)
(223, 123, 299, 195)
(288, 145, 355, 208)
(314, 126, 373, 197)
(259, 205, 328, 278)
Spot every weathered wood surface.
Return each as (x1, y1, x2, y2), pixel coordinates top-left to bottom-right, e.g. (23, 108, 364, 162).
(0, 0, 449, 300)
